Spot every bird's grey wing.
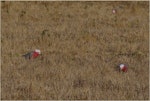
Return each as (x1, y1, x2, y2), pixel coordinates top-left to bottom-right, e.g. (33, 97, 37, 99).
(23, 51, 33, 59)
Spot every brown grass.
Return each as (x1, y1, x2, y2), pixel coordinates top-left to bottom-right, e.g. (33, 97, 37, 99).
(1, 1, 149, 100)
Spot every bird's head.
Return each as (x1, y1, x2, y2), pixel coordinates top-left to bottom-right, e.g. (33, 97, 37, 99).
(35, 49, 41, 54)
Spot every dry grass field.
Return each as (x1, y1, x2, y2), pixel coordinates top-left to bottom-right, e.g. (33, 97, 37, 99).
(1, 1, 149, 100)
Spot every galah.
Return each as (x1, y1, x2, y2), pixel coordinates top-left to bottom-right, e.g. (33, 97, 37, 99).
(23, 49, 41, 59)
(119, 64, 128, 72)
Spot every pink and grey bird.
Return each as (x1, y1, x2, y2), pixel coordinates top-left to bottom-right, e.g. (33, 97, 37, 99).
(119, 64, 127, 72)
(23, 49, 41, 59)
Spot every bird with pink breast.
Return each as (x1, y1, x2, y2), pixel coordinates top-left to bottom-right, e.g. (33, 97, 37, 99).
(23, 49, 41, 59)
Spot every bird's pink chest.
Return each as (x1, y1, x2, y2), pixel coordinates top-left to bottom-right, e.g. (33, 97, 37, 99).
(122, 66, 127, 72)
(32, 52, 39, 58)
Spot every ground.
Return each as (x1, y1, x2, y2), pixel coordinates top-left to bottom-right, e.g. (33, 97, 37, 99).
(1, 1, 149, 100)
